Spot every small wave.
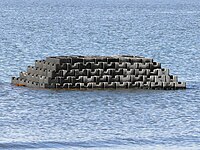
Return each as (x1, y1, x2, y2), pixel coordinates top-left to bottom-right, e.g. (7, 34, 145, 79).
(0, 141, 115, 149)
(1, 138, 199, 150)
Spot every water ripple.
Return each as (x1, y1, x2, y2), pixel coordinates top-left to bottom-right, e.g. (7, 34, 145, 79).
(0, 0, 200, 149)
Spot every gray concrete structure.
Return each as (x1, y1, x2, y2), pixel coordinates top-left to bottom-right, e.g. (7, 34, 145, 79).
(11, 55, 186, 89)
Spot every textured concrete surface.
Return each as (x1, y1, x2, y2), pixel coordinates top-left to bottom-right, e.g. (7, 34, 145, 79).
(11, 55, 186, 89)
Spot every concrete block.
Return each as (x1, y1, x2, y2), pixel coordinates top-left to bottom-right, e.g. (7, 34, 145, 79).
(130, 75, 143, 82)
(90, 69, 98, 76)
(97, 69, 104, 77)
(85, 76, 95, 83)
(118, 62, 127, 69)
(75, 69, 87, 77)
(122, 69, 127, 76)
(32, 74, 40, 82)
(138, 69, 146, 75)
(68, 76, 76, 85)
(119, 57, 131, 63)
(26, 81, 33, 87)
(95, 57, 107, 63)
(66, 70, 75, 76)
(115, 82, 124, 88)
(105, 75, 112, 83)
(169, 82, 175, 89)
(26, 73, 33, 81)
(86, 83, 94, 88)
(47, 70, 56, 78)
(65, 76, 75, 84)
(71, 63, 80, 69)
(94, 62, 103, 69)
(38, 68, 47, 76)
(19, 72, 27, 79)
(134, 69, 139, 76)
(150, 62, 161, 69)
(55, 77, 64, 85)
(129, 63, 139, 69)
(83, 62, 94, 69)
(137, 81, 145, 88)
(126, 69, 134, 75)
(104, 69, 115, 76)
(56, 83, 61, 88)
(83, 58, 96, 64)
(170, 75, 178, 82)
(102, 62, 108, 70)
(11, 77, 19, 85)
(155, 76, 164, 82)
(62, 83, 72, 88)
(93, 82, 104, 88)
(35, 68, 40, 75)
(50, 63, 60, 71)
(39, 75, 45, 83)
(107, 62, 116, 69)
(143, 82, 151, 89)
(126, 62, 132, 69)
(141, 58, 153, 63)
(71, 57, 84, 64)
(104, 82, 115, 88)
(46, 56, 71, 64)
(57, 70, 65, 77)
(165, 75, 171, 83)
(86, 69, 91, 77)
(99, 76, 106, 82)
(115, 68, 123, 75)
(18, 78, 27, 86)
(75, 76, 83, 83)
(150, 69, 158, 75)
(43, 77, 52, 84)
(143, 76, 147, 82)
(107, 57, 119, 64)
(64, 77, 71, 83)
(145, 69, 150, 76)
(115, 82, 130, 88)
(149, 76, 155, 82)
(27, 81, 39, 88)
(139, 63, 150, 69)
(27, 66, 36, 74)
(63, 63, 72, 71)
(120, 75, 131, 82)
(40, 83, 55, 88)
(110, 75, 120, 82)
(155, 75, 171, 83)
(175, 82, 186, 89)
(163, 82, 171, 89)
(130, 82, 139, 88)
(43, 62, 50, 70)
(157, 68, 169, 76)
(93, 76, 100, 83)
(150, 82, 163, 89)
(35, 60, 45, 68)
(77, 63, 84, 70)
(75, 83, 86, 89)
(129, 58, 142, 64)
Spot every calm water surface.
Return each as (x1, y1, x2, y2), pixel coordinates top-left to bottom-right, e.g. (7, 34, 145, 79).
(0, 0, 200, 149)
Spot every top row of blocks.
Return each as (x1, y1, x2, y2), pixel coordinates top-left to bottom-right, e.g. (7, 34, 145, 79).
(45, 55, 154, 65)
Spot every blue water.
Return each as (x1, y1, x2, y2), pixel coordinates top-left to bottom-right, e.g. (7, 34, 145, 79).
(0, 0, 200, 149)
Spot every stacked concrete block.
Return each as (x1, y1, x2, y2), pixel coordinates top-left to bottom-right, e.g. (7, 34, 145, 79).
(11, 55, 186, 89)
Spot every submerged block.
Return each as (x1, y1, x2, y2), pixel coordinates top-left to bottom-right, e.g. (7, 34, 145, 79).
(11, 55, 186, 90)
